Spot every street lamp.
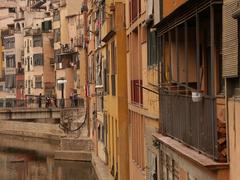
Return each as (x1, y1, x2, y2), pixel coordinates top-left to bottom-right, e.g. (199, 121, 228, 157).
(57, 78, 67, 108)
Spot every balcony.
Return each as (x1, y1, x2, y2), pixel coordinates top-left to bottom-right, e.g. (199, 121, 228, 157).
(58, 44, 78, 56)
(31, 0, 47, 9)
(24, 28, 42, 36)
(101, 16, 115, 43)
(74, 36, 83, 48)
(160, 93, 227, 162)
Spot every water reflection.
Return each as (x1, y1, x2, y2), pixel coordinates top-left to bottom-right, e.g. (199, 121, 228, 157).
(0, 135, 97, 180)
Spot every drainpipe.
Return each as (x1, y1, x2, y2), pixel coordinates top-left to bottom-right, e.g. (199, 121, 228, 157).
(158, 35, 161, 133)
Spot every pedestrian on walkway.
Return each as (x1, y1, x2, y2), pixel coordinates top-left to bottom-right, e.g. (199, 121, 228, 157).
(38, 93, 42, 108)
(53, 95, 58, 108)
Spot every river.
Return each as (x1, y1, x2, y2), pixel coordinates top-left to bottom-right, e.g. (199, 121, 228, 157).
(0, 134, 97, 180)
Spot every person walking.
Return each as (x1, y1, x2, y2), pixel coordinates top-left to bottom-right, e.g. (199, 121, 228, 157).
(53, 95, 58, 108)
(38, 93, 42, 108)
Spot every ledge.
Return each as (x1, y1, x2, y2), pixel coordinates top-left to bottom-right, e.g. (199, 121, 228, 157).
(54, 150, 92, 162)
(153, 133, 229, 170)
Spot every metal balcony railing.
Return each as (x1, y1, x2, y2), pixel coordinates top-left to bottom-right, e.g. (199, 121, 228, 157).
(0, 98, 85, 109)
(160, 93, 226, 161)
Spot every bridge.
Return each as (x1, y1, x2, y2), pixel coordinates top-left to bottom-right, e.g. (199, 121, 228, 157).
(0, 98, 85, 121)
(0, 108, 61, 121)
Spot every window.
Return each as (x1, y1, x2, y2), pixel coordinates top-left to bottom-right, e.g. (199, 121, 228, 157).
(4, 37, 15, 49)
(53, 10, 60, 21)
(147, 29, 157, 66)
(88, 55, 95, 83)
(97, 96, 104, 112)
(35, 76, 42, 89)
(101, 124, 105, 143)
(5, 75, 16, 88)
(147, 151, 158, 180)
(131, 0, 139, 22)
(131, 80, 143, 104)
(33, 35, 42, 47)
(111, 75, 116, 96)
(159, 151, 179, 180)
(131, 112, 144, 168)
(98, 125, 101, 140)
(54, 28, 61, 42)
(27, 39, 30, 53)
(104, 46, 110, 94)
(42, 20, 52, 32)
(111, 41, 116, 74)
(8, 8, 15, 13)
(33, 54, 43, 66)
(104, 68, 109, 94)
(96, 54, 103, 86)
(6, 55, 16, 68)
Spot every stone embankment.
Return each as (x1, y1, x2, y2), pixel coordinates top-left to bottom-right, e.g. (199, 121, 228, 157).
(0, 120, 92, 162)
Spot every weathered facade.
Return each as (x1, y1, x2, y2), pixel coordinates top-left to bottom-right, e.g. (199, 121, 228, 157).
(224, 0, 240, 179)
(88, 0, 129, 179)
(125, 0, 160, 179)
(23, 1, 55, 107)
(54, 0, 83, 107)
(154, 0, 229, 179)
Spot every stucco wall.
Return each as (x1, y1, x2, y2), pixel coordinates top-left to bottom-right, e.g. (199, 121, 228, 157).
(228, 99, 240, 180)
(160, 143, 218, 180)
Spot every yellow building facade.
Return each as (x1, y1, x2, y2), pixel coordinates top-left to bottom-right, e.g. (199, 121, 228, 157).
(0, 31, 3, 79)
(91, 0, 129, 179)
(125, 0, 160, 179)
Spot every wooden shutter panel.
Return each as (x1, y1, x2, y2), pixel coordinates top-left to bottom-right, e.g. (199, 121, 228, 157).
(223, 0, 239, 77)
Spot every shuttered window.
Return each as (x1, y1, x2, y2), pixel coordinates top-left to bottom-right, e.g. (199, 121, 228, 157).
(148, 30, 157, 66)
(42, 20, 52, 32)
(33, 54, 43, 66)
(222, 1, 239, 77)
(33, 35, 42, 47)
(35, 76, 42, 89)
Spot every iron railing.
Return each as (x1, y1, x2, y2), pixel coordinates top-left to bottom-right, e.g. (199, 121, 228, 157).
(160, 93, 220, 160)
(0, 98, 85, 109)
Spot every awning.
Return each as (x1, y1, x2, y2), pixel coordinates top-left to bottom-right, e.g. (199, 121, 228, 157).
(155, 0, 222, 36)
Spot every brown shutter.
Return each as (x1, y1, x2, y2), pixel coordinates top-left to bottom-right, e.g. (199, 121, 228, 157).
(222, 0, 239, 77)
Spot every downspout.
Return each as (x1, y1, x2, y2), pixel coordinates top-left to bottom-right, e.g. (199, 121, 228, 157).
(158, 35, 161, 133)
